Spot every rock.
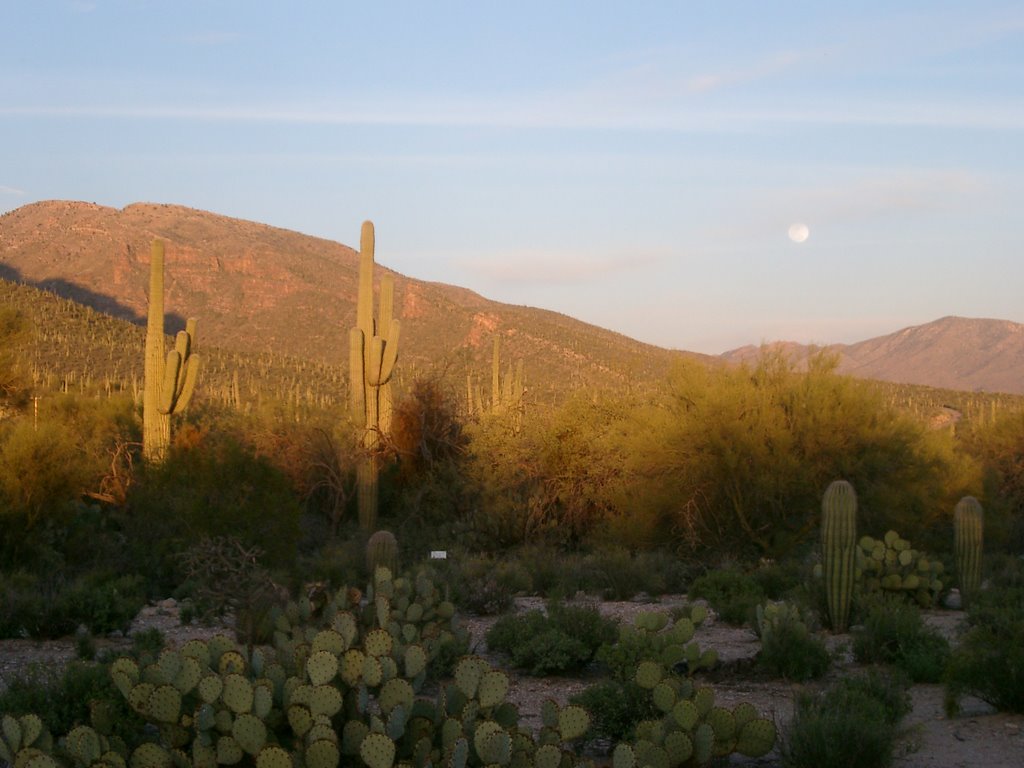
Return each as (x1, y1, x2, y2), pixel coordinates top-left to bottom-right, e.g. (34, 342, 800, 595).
(943, 589, 963, 610)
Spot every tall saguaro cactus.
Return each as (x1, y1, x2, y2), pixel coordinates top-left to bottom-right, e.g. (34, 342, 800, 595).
(349, 221, 401, 531)
(821, 480, 857, 632)
(143, 239, 201, 462)
(954, 495, 984, 607)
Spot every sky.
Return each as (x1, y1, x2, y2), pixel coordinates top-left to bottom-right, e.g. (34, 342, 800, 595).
(2, 1, 1023, 354)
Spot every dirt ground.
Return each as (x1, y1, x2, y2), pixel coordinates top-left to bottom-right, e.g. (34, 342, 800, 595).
(1, 596, 1022, 767)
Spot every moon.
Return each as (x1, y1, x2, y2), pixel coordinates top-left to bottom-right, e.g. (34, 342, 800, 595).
(788, 222, 810, 243)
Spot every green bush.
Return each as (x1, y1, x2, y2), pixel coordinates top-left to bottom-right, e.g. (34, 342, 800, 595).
(570, 679, 657, 743)
(58, 572, 146, 636)
(0, 569, 146, 639)
(126, 435, 302, 590)
(486, 601, 618, 675)
(781, 670, 911, 768)
(758, 620, 831, 681)
(688, 568, 765, 625)
(443, 552, 529, 615)
(572, 547, 691, 599)
(751, 558, 808, 600)
(945, 585, 1024, 714)
(852, 596, 950, 683)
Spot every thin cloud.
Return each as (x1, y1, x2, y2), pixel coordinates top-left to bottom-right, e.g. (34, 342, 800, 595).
(458, 249, 662, 285)
(69, 1, 95, 12)
(3, 97, 1023, 132)
(0, 185, 26, 196)
(686, 50, 805, 93)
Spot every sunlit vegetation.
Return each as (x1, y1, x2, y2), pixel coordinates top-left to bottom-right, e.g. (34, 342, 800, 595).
(2, 280, 1024, 768)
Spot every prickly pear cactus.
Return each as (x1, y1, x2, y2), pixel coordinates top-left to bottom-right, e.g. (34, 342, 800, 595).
(821, 480, 857, 632)
(855, 530, 945, 607)
(954, 496, 983, 606)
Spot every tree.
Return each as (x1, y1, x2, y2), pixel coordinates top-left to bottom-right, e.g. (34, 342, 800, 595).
(628, 352, 965, 558)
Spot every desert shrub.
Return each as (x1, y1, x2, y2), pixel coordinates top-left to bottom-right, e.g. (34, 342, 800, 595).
(852, 596, 950, 683)
(504, 544, 571, 597)
(781, 669, 911, 768)
(443, 552, 530, 615)
(486, 601, 618, 675)
(126, 434, 302, 589)
(567, 547, 691, 600)
(0, 421, 93, 555)
(294, 533, 367, 591)
(0, 569, 52, 638)
(945, 585, 1024, 714)
(688, 568, 764, 625)
(570, 679, 657, 743)
(0, 569, 145, 639)
(0, 660, 145, 748)
(129, 627, 166, 662)
(758, 619, 831, 681)
(176, 536, 284, 648)
(751, 558, 808, 600)
(594, 625, 655, 682)
(982, 554, 1024, 591)
(57, 572, 146, 635)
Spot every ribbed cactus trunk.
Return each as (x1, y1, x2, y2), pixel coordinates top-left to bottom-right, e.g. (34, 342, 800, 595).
(142, 240, 202, 463)
(954, 496, 983, 607)
(366, 529, 399, 577)
(821, 480, 857, 632)
(349, 221, 400, 531)
(143, 241, 171, 461)
(491, 336, 501, 410)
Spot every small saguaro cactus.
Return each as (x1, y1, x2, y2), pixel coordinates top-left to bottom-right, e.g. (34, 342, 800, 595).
(490, 336, 524, 418)
(821, 480, 857, 632)
(954, 495, 984, 606)
(348, 221, 401, 531)
(143, 239, 201, 462)
(466, 336, 525, 430)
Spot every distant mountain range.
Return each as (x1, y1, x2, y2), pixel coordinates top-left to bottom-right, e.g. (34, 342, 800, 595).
(722, 316, 1024, 395)
(1, 200, 1022, 396)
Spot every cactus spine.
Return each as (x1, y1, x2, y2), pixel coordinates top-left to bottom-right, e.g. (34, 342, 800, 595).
(143, 239, 201, 462)
(821, 480, 857, 632)
(954, 495, 983, 606)
(349, 221, 400, 531)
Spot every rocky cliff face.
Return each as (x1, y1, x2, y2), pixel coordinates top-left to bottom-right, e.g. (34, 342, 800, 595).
(0, 200, 682, 393)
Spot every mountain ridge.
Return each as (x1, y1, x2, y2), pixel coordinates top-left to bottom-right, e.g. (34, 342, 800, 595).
(2, 200, 1022, 395)
(721, 315, 1024, 394)
(0, 200, 692, 398)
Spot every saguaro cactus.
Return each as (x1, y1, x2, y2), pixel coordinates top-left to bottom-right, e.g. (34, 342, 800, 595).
(349, 221, 400, 531)
(954, 495, 984, 606)
(466, 336, 524, 428)
(143, 239, 201, 462)
(490, 336, 524, 417)
(366, 529, 399, 577)
(821, 480, 857, 632)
